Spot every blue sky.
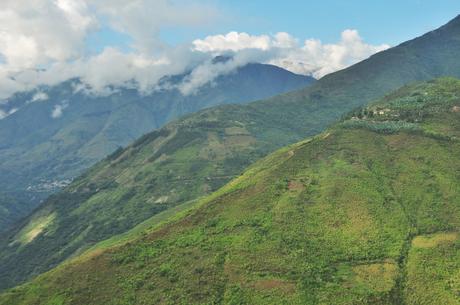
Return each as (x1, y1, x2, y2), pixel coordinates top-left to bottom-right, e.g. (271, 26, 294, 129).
(160, 0, 460, 46)
(86, 1, 460, 55)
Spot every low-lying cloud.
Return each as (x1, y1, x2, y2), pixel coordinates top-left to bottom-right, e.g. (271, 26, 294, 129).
(0, 107, 17, 119)
(51, 101, 68, 119)
(193, 30, 389, 78)
(0, 0, 390, 102)
(28, 92, 49, 104)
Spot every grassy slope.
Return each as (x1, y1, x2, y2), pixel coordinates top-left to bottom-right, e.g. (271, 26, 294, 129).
(2, 78, 460, 305)
(2, 16, 460, 291)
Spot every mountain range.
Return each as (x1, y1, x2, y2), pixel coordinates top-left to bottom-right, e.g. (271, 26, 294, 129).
(1, 15, 460, 295)
(0, 63, 313, 232)
(2, 77, 460, 305)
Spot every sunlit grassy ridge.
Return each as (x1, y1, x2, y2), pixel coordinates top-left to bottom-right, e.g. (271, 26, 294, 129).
(2, 78, 460, 305)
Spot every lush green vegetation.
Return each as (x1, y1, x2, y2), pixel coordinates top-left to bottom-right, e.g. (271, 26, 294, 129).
(3, 16, 460, 292)
(405, 232, 460, 305)
(0, 193, 30, 233)
(2, 78, 460, 304)
(0, 63, 313, 231)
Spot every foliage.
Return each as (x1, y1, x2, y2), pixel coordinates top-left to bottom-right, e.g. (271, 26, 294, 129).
(341, 120, 421, 134)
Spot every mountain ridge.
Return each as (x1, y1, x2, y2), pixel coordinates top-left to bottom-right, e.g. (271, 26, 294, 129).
(2, 15, 460, 292)
(2, 77, 459, 304)
(0, 62, 314, 232)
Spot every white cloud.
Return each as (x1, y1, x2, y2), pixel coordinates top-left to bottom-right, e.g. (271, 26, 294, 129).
(177, 50, 277, 95)
(278, 29, 390, 77)
(0, 0, 217, 98)
(0, 106, 18, 119)
(71, 47, 203, 95)
(193, 32, 273, 52)
(29, 92, 49, 103)
(0, 1, 389, 100)
(88, 0, 218, 54)
(193, 30, 389, 78)
(51, 101, 68, 118)
(0, 0, 96, 70)
(0, 109, 6, 119)
(0, 0, 97, 98)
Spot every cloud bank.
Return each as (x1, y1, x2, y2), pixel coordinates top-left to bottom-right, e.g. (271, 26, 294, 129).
(0, 0, 390, 101)
(193, 30, 389, 78)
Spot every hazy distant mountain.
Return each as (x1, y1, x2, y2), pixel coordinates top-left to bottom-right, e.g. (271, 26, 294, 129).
(0, 63, 314, 231)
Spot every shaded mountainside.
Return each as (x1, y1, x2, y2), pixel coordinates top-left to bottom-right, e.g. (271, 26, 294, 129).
(2, 78, 460, 305)
(0, 63, 313, 231)
(0, 195, 27, 233)
(2, 15, 460, 291)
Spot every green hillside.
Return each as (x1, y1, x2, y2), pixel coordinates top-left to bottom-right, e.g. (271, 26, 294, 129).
(0, 194, 29, 233)
(2, 16, 460, 291)
(2, 78, 460, 305)
(0, 63, 313, 231)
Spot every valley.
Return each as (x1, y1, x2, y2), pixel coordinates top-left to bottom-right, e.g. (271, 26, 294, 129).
(2, 78, 459, 304)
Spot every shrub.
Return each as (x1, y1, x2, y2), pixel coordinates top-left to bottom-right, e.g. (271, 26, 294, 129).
(341, 120, 421, 134)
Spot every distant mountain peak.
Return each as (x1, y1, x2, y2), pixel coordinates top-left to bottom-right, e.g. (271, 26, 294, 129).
(437, 13, 460, 31)
(450, 14, 460, 23)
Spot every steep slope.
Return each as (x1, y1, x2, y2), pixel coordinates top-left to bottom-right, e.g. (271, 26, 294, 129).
(0, 63, 313, 230)
(0, 194, 27, 233)
(2, 78, 460, 305)
(2, 15, 460, 291)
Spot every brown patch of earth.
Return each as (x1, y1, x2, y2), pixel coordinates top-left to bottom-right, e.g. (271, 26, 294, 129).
(288, 181, 304, 191)
(252, 278, 296, 293)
